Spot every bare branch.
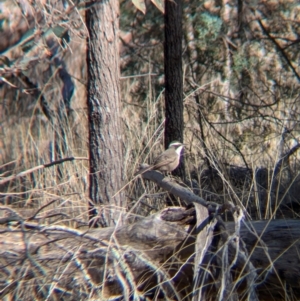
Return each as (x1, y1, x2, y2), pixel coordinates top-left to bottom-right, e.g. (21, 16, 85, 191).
(0, 157, 88, 186)
(258, 19, 300, 82)
(274, 143, 300, 177)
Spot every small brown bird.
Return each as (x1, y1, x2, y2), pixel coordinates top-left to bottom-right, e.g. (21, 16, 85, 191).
(136, 141, 184, 174)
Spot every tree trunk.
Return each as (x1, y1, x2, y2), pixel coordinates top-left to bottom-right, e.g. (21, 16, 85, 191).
(164, 0, 185, 179)
(86, 1, 124, 227)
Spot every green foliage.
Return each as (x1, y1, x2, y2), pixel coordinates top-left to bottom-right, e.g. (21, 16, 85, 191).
(232, 51, 249, 73)
(196, 12, 222, 44)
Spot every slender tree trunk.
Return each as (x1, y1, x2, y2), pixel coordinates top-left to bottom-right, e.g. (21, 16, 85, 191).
(86, 1, 124, 227)
(164, 0, 185, 179)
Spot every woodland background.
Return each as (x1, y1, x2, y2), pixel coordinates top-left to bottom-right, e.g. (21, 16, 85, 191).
(0, 0, 300, 300)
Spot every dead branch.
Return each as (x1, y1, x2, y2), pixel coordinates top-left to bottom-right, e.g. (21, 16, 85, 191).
(140, 169, 217, 209)
(274, 142, 300, 177)
(0, 157, 88, 186)
(257, 19, 300, 81)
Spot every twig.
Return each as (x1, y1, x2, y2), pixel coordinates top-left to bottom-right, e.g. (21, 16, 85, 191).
(0, 206, 24, 224)
(274, 143, 300, 177)
(0, 157, 88, 186)
(27, 199, 60, 221)
(258, 19, 300, 82)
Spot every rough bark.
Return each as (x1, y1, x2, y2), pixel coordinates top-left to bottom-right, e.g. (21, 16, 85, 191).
(164, 0, 185, 179)
(86, 0, 124, 227)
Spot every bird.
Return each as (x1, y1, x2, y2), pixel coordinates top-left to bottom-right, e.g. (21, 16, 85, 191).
(136, 141, 184, 175)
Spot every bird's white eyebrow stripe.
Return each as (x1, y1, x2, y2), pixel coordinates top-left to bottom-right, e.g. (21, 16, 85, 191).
(170, 142, 182, 147)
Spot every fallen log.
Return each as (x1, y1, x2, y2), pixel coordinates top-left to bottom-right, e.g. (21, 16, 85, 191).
(1, 170, 299, 300)
(0, 206, 198, 300)
(226, 219, 300, 300)
(0, 204, 299, 300)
